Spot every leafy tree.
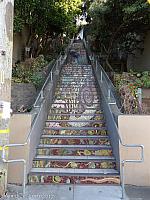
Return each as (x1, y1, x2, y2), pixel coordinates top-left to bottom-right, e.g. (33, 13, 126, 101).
(87, 0, 150, 60)
(14, 0, 82, 56)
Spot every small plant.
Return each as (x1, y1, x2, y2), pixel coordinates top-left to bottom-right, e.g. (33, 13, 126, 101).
(12, 55, 48, 88)
(30, 73, 44, 89)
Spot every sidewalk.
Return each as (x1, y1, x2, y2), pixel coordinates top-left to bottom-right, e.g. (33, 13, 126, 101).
(3, 185, 123, 200)
(2, 184, 150, 200)
(125, 185, 150, 200)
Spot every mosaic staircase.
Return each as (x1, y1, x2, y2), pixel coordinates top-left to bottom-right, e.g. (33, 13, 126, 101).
(28, 42, 120, 185)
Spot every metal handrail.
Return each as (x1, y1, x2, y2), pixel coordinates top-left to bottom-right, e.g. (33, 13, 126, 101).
(98, 63, 144, 199)
(108, 99, 144, 199)
(33, 38, 73, 108)
(99, 60, 144, 200)
(2, 104, 43, 196)
(33, 61, 55, 108)
(84, 39, 144, 199)
(33, 54, 64, 108)
(2, 40, 72, 196)
(106, 97, 144, 199)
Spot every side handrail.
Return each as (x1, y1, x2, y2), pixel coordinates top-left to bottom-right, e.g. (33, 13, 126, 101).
(84, 38, 144, 199)
(2, 104, 43, 196)
(33, 60, 55, 108)
(33, 54, 65, 108)
(101, 67, 144, 199)
(100, 59, 144, 200)
(33, 38, 73, 108)
(120, 143, 144, 199)
(2, 40, 72, 196)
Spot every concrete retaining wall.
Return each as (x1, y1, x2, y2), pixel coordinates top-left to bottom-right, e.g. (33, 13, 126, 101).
(8, 114, 32, 184)
(118, 115, 150, 186)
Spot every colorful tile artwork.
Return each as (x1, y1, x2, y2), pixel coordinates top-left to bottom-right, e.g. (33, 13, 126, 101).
(29, 42, 119, 185)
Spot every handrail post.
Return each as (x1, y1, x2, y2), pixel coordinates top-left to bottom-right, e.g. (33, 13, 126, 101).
(56, 60, 58, 70)
(41, 90, 44, 99)
(108, 88, 111, 99)
(101, 70, 103, 83)
(121, 162, 125, 199)
(51, 71, 53, 81)
(96, 60, 98, 71)
(93, 54, 95, 64)
(23, 161, 27, 197)
(59, 55, 62, 65)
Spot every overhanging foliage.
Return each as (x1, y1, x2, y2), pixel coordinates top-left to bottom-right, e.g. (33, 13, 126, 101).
(88, 0, 150, 58)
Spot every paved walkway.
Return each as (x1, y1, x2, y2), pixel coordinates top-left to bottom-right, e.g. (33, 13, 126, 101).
(2, 184, 150, 200)
(125, 185, 150, 200)
(4, 185, 123, 200)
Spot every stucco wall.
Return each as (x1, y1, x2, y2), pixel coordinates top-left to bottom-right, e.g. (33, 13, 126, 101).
(118, 115, 150, 186)
(8, 114, 32, 184)
(127, 31, 150, 71)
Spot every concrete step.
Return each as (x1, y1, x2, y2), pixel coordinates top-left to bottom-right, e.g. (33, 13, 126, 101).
(34, 155, 115, 161)
(29, 168, 119, 176)
(55, 89, 98, 93)
(62, 64, 92, 67)
(56, 85, 99, 89)
(40, 138, 110, 146)
(49, 108, 101, 113)
(51, 103, 101, 105)
(41, 135, 109, 139)
(43, 129, 108, 136)
(60, 75, 94, 77)
(58, 77, 97, 83)
(46, 120, 105, 123)
(44, 127, 107, 131)
(47, 114, 104, 121)
(48, 113, 104, 117)
(55, 92, 99, 96)
(37, 144, 112, 150)
(60, 74, 94, 76)
(45, 122, 105, 129)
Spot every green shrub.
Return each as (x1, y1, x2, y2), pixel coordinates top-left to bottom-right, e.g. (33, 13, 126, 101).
(30, 72, 44, 89)
(12, 55, 48, 88)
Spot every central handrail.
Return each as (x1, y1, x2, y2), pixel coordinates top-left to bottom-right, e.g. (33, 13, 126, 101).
(83, 38, 144, 199)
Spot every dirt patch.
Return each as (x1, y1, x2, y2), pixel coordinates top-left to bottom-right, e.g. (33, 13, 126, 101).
(11, 83, 38, 112)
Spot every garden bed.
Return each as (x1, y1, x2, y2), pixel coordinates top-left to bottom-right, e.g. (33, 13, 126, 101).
(11, 83, 37, 113)
(114, 71, 150, 114)
(11, 55, 50, 113)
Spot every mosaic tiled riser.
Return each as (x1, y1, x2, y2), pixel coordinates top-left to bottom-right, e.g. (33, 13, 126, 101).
(29, 42, 119, 185)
